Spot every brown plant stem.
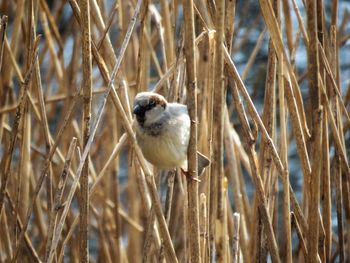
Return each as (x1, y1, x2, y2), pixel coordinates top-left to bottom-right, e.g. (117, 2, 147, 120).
(183, 0, 200, 262)
(79, 0, 93, 261)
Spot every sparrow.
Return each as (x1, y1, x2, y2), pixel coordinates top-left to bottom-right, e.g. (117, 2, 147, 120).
(133, 92, 210, 178)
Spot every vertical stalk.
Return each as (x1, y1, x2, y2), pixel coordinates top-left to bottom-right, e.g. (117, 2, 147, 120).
(224, 112, 249, 262)
(330, 23, 345, 263)
(112, 128, 121, 263)
(307, 109, 323, 263)
(232, 213, 240, 263)
(209, 0, 225, 261)
(0, 15, 7, 72)
(199, 194, 207, 261)
(183, 0, 200, 262)
(335, 158, 344, 262)
(282, 0, 293, 54)
(306, 0, 320, 140)
(160, 0, 174, 67)
(316, 1, 326, 261)
(136, 0, 149, 93)
(321, 106, 331, 262)
(225, 0, 236, 54)
(229, 76, 281, 263)
(45, 138, 77, 262)
(79, 0, 92, 261)
(207, 29, 216, 261)
(276, 0, 292, 261)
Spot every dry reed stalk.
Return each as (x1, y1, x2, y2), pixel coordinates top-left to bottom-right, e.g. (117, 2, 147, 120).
(39, 11, 63, 83)
(79, 0, 93, 261)
(291, 0, 308, 46)
(260, 0, 277, 178)
(196, 33, 211, 184)
(93, 206, 113, 263)
(224, 47, 287, 182)
(1, 1, 23, 93)
(17, 0, 34, 230)
(318, 44, 350, 124)
(318, 74, 350, 175)
(89, 0, 117, 70)
(136, 0, 150, 94)
(203, 28, 215, 262)
(5, 191, 41, 263)
(183, 0, 200, 261)
(33, 9, 52, 219)
(335, 158, 345, 262)
(0, 208, 12, 260)
(307, 108, 323, 263)
(142, 206, 156, 262)
(282, 0, 293, 54)
(182, 176, 189, 263)
(222, 178, 229, 262)
(225, 0, 235, 53)
(209, 0, 225, 261)
(96, 4, 118, 50)
(30, 162, 47, 240)
(259, 1, 293, 260)
(284, 77, 311, 188)
(163, 173, 174, 224)
(306, 0, 320, 148)
(16, 101, 30, 234)
(39, 0, 64, 50)
(199, 193, 207, 261)
(0, 15, 7, 71)
(89, 133, 127, 195)
(330, 20, 346, 262)
(160, 0, 174, 67)
(44, 137, 77, 262)
(224, 112, 249, 263)
(0, 37, 40, 217)
(232, 213, 240, 263)
(193, 0, 213, 30)
(126, 158, 141, 263)
(3, 37, 23, 89)
(321, 105, 332, 262)
(149, 6, 170, 92)
(277, 25, 293, 263)
(230, 76, 280, 263)
(259, 0, 310, 140)
(291, 212, 308, 260)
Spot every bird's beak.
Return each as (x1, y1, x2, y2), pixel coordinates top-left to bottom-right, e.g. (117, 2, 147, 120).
(133, 104, 143, 115)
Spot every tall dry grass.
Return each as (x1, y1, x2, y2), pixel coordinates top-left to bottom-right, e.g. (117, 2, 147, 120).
(0, 0, 349, 262)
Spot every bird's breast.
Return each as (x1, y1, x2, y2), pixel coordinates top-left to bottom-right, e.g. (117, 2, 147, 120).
(136, 115, 190, 169)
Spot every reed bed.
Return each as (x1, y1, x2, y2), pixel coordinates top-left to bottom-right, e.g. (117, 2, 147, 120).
(0, 0, 349, 262)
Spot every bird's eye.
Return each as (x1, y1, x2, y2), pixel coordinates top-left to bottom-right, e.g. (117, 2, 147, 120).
(149, 101, 156, 107)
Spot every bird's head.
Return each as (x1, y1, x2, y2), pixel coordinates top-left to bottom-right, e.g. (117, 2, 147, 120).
(133, 92, 168, 126)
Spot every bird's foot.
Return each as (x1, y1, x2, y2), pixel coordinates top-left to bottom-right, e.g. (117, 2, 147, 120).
(180, 168, 201, 183)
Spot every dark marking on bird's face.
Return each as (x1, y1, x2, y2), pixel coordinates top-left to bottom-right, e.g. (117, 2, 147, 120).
(133, 93, 167, 125)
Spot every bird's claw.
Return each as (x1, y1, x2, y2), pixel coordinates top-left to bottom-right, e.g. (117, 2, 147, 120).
(180, 168, 201, 183)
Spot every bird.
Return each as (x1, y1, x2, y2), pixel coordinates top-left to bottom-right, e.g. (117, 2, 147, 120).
(132, 91, 210, 179)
